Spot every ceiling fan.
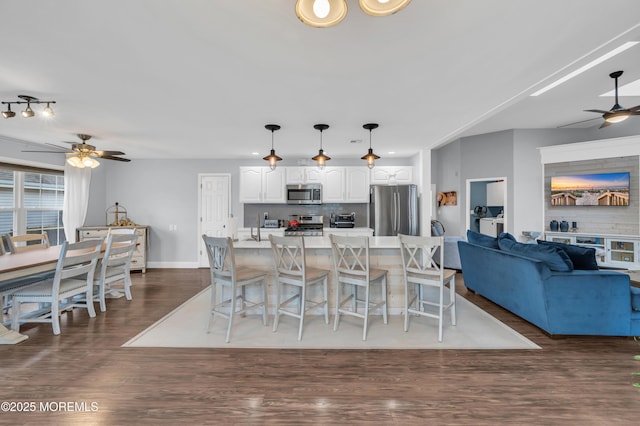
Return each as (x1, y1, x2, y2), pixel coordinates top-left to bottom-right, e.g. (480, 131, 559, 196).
(584, 70, 640, 128)
(23, 133, 130, 167)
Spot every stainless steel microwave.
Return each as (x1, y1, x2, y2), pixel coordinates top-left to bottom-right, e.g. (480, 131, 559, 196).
(286, 184, 322, 205)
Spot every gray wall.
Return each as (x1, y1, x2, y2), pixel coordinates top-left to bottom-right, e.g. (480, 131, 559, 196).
(431, 119, 640, 239)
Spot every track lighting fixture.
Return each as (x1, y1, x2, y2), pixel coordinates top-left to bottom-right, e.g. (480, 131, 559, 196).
(295, 0, 411, 28)
(312, 124, 331, 169)
(1, 95, 56, 119)
(361, 123, 380, 169)
(263, 124, 283, 170)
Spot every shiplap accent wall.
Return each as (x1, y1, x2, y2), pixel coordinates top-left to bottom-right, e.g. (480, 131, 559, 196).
(544, 156, 639, 235)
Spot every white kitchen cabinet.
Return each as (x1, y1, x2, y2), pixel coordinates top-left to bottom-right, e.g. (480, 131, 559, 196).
(486, 181, 505, 206)
(317, 167, 369, 203)
(370, 166, 413, 184)
(285, 167, 323, 184)
(239, 167, 286, 203)
(323, 167, 346, 202)
(77, 226, 149, 273)
(345, 167, 370, 202)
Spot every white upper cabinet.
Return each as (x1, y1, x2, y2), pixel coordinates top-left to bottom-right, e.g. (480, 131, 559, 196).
(486, 181, 505, 206)
(239, 167, 286, 203)
(322, 167, 346, 202)
(345, 167, 370, 202)
(370, 166, 413, 184)
(285, 167, 323, 184)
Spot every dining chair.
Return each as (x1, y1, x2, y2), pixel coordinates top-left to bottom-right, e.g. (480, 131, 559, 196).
(270, 235, 329, 341)
(92, 232, 138, 312)
(1, 235, 56, 315)
(202, 235, 268, 343)
(329, 234, 388, 340)
(399, 234, 457, 342)
(7, 233, 50, 253)
(10, 238, 104, 335)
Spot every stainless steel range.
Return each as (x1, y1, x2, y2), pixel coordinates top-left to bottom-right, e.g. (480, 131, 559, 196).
(284, 215, 324, 237)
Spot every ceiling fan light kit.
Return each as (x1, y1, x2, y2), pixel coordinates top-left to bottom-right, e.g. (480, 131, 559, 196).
(1, 95, 56, 119)
(584, 70, 640, 128)
(295, 0, 410, 28)
(22, 133, 130, 168)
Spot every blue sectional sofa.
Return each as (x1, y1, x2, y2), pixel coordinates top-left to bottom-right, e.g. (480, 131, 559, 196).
(458, 231, 640, 336)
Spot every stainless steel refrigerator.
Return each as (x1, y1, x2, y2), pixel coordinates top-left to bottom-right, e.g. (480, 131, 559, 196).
(369, 184, 419, 236)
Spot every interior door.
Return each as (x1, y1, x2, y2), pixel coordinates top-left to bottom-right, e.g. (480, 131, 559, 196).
(199, 174, 230, 267)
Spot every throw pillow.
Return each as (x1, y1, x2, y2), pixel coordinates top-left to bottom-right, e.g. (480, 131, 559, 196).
(537, 240, 599, 270)
(498, 232, 516, 241)
(498, 237, 574, 272)
(467, 230, 499, 249)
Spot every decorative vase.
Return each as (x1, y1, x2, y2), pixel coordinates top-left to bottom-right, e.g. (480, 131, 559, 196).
(550, 220, 559, 231)
(560, 221, 569, 232)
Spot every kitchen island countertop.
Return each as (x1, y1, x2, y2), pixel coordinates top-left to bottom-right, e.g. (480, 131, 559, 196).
(233, 235, 400, 249)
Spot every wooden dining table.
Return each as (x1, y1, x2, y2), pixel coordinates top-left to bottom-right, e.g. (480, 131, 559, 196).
(0, 246, 63, 344)
(0, 241, 117, 344)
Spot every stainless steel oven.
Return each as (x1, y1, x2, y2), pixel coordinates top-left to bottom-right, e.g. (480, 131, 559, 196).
(286, 184, 322, 205)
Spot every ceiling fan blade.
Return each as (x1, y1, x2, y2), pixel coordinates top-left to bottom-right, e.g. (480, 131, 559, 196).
(93, 150, 126, 157)
(628, 104, 640, 112)
(557, 117, 601, 128)
(599, 120, 614, 129)
(44, 143, 69, 151)
(21, 150, 72, 154)
(584, 109, 609, 114)
(100, 155, 131, 162)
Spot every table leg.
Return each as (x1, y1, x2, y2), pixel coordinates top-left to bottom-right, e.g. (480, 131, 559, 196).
(0, 324, 28, 344)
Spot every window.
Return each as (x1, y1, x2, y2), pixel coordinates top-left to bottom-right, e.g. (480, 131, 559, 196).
(0, 167, 65, 246)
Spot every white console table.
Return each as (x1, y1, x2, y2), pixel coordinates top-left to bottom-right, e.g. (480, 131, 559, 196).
(544, 232, 640, 269)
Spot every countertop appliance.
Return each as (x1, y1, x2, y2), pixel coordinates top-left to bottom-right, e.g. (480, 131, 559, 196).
(286, 184, 322, 205)
(263, 219, 279, 228)
(284, 215, 324, 236)
(479, 217, 504, 237)
(334, 212, 355, 228)
(369, 184, 419, 236)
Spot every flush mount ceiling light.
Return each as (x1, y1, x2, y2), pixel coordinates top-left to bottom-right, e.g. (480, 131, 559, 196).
(1, 95, 56, 119)
(312, 123, 331, 169)
(296, 0, 347, 28)
(359, 0, 412, 16)
(263, 124, 283, 170)
(361, 123, 381, 169)
(295, 0, 411, 28)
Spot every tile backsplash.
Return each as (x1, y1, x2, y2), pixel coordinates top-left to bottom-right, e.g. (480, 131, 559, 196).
(243, 203, 368, 228)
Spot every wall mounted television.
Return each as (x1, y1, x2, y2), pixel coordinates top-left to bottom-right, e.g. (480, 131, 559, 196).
(550, 172, 630, 206)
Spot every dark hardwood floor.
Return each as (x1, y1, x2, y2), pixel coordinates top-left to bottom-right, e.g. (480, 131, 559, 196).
(1, 269, 639, 425)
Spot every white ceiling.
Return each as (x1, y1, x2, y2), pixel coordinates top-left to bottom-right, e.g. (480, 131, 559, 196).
(1, 1, 640, 163)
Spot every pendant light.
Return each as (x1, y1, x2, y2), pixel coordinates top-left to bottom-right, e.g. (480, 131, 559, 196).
(263, 124, 282, 170)
(359, 0, 412, 16)
(361, 123, 380, 169)
(295, 0, 348, 28)
(312, 124, 331, 169)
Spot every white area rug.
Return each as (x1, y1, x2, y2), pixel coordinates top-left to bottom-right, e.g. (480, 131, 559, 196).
(123, 288, 540, 350)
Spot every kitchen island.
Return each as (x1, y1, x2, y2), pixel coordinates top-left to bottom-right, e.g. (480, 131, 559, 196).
(232, 235, 409, 314)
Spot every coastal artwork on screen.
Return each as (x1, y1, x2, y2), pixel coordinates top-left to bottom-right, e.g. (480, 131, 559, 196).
(551, 172, 630, 206)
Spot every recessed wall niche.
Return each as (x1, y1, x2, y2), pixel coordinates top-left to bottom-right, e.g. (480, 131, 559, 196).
(544, 156, 639, 235)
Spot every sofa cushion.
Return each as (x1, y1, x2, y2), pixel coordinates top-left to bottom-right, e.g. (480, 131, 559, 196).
(498, 236, 574, 272)
(631, 287, 640, 312)
(499, 232, 516, 241)
(467, 230, 499, 249)
(537, 240, 599, 270)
